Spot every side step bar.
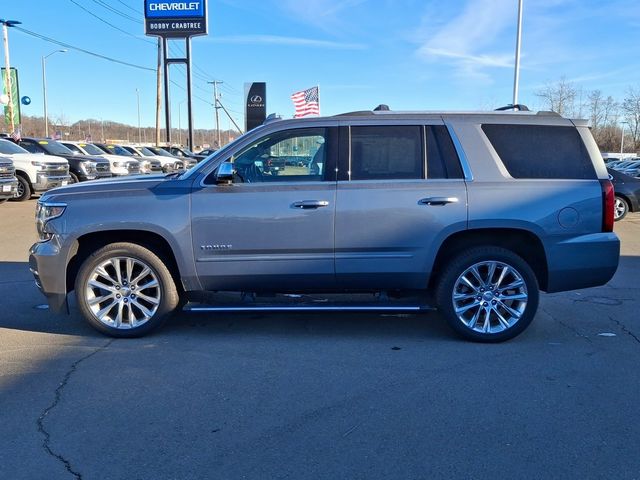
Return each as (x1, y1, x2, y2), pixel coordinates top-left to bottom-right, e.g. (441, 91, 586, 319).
(184, 304, 435, 313)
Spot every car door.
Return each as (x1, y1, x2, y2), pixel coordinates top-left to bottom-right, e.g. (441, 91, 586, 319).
(335, 122, 468, 289)
(191, 126, 338, 291)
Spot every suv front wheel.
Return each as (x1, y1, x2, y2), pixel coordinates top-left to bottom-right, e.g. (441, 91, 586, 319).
(75, 242, 180, 337)
(436, 247, 539, 342)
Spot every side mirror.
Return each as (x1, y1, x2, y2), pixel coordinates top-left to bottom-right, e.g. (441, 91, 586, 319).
(216, 162, 234, 184)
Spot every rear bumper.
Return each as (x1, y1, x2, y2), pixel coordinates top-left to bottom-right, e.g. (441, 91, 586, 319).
(545, 233, 620, 293)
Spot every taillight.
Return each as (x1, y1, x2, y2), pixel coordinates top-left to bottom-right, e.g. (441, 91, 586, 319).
(600, 179, 614, 232)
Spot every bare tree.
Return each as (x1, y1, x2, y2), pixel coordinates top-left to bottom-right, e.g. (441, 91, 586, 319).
(535, 77, 577, 116)
(588, 90, 620, 151)
(622, 87, 640, 150)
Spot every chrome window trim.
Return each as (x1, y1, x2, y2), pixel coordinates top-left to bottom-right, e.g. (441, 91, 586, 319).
(444, 121, 474, 182)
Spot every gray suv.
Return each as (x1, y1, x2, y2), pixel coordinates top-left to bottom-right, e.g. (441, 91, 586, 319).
(29, 106, 620, 342)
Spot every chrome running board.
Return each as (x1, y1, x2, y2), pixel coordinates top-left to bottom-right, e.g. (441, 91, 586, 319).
(184, 304, 434, 313)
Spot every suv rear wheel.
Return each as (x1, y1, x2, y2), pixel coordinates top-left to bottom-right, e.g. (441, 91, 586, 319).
(75, 242, 180, 337)
(436, 246, 539, 342)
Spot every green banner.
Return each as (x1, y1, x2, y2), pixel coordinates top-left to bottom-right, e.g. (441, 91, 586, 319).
(1, 67, 21, 127)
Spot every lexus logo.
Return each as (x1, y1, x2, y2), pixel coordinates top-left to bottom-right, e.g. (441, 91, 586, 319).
(250, 95, 263, 103)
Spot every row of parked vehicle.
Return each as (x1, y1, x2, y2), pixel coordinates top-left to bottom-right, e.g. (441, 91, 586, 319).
(0, 137, 213, 203)
(602, 155, 640, 221)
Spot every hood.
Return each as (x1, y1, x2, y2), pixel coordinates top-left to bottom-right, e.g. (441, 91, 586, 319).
(67, 153, 109, 164)
(99, 153, 139, 164)
(5, 153, 69, 164)
(41, 173, 175, 199)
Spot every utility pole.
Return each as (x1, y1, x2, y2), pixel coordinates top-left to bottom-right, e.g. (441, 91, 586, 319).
(208, 80, 222, 147)
(1, 19, 20, 133)
(155, 38, 162, 146)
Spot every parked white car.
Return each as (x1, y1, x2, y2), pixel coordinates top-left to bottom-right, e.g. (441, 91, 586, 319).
(0, 139, 69, 201)
(61, 141, 141, 176)
(122, 145, 184, 173)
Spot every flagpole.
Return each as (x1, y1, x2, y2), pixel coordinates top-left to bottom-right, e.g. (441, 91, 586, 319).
(317, 84, 320, 116)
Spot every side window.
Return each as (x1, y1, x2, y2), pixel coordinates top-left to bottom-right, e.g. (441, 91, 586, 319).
(426, 126, 464, 179)
(482, 124, 597, 179)
(350, 126, 423, 180)
(20, 142, 42, 154)
(230, 127, 329, 183)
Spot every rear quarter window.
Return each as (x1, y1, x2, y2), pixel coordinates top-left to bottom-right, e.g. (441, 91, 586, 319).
(482, 124, 597, 179)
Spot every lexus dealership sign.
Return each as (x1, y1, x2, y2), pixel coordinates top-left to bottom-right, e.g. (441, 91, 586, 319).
(144, 0, 208, 37)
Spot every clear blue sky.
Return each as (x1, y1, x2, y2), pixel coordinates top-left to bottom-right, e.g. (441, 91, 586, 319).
(3, 0, 639, 131)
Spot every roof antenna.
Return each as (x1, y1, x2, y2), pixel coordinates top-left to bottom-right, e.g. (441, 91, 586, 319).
(373, 104, 390, 111)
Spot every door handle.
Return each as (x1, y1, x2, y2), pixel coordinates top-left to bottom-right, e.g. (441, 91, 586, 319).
(291, 200, 330, 209)
(418, 197, 459, 206)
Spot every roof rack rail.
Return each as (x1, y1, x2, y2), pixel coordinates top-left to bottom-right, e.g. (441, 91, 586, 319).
(536, 110, 561, 116)
(263, 113, 282, 124)
(495, 104, 530, 111)
(333, 110, 375, 117)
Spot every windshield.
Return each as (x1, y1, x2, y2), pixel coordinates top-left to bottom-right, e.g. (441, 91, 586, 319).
(38, 140, 74, 155)
(106, 145, 133, 156)
(0, 139, 29, 155)
(148, 146, 175, 157)
(79, 143, 106, 156)
(123, 146, 141, 155)
(141, 147, 158, 156)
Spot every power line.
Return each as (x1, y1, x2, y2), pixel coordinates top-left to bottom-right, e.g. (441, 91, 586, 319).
(69, 0, 155, 45)
(90, 0, 140, 23)
(115, 0, 139, 15)
(13, 26, 155, 72)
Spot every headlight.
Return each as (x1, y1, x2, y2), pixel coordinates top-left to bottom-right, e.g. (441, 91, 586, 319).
(80, 161, 97, 174)
(31, 161, 47, 170)
(35, 200, 66, 242)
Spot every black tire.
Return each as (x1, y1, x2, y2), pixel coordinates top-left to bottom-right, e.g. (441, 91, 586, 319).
(435, 246, 539, 343)
(11, 174, 31, 202)
(75, 242, 180, 337)
(614, 196, 628, 221)
(69, 171, 80, 184)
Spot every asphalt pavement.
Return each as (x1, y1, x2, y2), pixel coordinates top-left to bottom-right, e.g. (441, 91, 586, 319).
(1, 199, 639, 480)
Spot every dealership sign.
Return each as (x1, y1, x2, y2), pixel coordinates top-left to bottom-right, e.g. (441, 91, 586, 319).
(144, 0, 208, 37)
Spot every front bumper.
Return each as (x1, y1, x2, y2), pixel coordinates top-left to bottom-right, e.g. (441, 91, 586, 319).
(33, 174, 70, 192)
(29, 237, 72, 313)
(0, 177, 18, 199)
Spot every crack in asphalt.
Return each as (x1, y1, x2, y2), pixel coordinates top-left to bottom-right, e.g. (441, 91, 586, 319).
(609, 316, 640, 345)
(36, 340, 114, 480)
(541, 307, 593, 344)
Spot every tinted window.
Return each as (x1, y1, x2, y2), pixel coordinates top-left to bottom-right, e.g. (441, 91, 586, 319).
(18, 141, 44, 154)
(0, 139, 30, 154)
(63, 143, 82, 154)
(426, 126, 464, 179)
(350, 126, 423, 180)
(212, 127, 330, 183)
(482, 124, 596, 179)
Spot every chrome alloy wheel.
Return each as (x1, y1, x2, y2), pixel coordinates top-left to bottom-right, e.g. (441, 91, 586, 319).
(452, 260, 528, 334)
(85, 256, 161, 329)
(614, 197, 627, 220)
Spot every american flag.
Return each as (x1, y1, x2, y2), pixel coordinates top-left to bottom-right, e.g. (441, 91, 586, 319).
(10, 128, 20, 141)
(291, 86, 320, 118)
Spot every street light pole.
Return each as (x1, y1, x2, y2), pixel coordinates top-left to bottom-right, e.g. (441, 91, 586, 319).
(1, 19, 21, 133)
(512, 0, 524, 106)
(136, 88, 141, 144)
(42, 49, 66, 138)
(620, 122, 628, 155)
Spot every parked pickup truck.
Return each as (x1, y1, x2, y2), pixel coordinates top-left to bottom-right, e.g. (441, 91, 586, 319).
(17, 138, 111, 184)
(0, 156, 18, 203)
(30, 105, 619, 342)
(0, 138, 69, 201)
